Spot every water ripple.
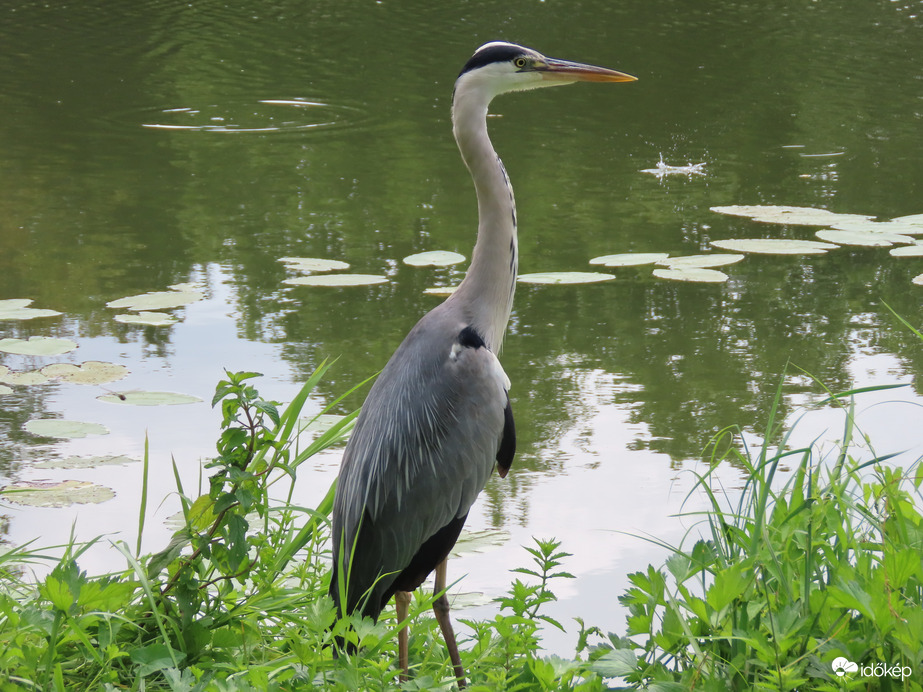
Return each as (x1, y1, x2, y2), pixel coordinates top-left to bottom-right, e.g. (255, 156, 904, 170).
(134, 99, 367, 135)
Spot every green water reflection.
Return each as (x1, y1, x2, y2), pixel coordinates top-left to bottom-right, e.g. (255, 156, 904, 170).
(1, 0, 922, 539)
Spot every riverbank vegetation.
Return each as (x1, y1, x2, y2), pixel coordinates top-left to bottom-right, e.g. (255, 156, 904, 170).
(0, 362, 921, 691)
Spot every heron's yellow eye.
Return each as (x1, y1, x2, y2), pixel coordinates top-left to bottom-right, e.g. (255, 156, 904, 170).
(514, 57, 527, 69)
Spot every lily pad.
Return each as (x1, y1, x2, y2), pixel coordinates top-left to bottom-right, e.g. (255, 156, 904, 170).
(889, 245, 923, 257)
(0, 299, 62, 321)
(402, 251, 466, 267)
(40, 361, 129, 385)
(167, 282, 205, 292)
(830, 219, 923, 236)
(815, 229, 913, 247)
(0, 370, 51, 386)
(24, 419, 109, 439)
(517, 272, 615, 285)
(710, 239, 838, 255)
(299, 413, 349, 434)
(657, 254, 745, 269)
(589, 252, 670, 267)
(114, 312, 178, 326)
(653, 268, 729, 283)
(278, 257, 351, 272)
(97, 390, 202, 406)
(0, 336, 78, 356)
(710, 205, 874, 227)
(1, 480, 115, 508)
(451, 528, 510, 558)
(106, 290, 204, 311)
(892, 213, 923, 225)
(423, 286, 459, 296)
(31, 455, 138, 469)
(283, 274, 388, 287)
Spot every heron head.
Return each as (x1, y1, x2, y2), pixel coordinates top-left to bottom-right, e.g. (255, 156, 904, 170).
(455, 42, 636, 100)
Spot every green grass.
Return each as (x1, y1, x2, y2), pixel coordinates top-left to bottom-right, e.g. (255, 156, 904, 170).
(0, 360, 921, 690)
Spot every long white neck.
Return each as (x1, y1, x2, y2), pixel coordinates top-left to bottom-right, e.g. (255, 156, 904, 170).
(446, 80, 518, 352)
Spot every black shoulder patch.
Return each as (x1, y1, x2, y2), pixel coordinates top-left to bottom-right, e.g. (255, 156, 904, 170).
(458, 325, 485, 349)
(459, 43, 525, 77)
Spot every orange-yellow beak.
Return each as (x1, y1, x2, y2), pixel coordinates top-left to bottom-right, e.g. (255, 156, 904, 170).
(537, 57, 637, 84)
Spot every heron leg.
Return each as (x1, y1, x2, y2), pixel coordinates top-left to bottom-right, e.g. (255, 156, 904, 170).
(395, 590, 412, 682)
(433, 559, 466, 688)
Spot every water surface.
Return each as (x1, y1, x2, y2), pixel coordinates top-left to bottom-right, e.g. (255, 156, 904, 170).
(1, 0, 922, 653)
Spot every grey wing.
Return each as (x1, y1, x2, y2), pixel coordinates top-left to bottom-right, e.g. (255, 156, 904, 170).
(330, 315, 513, 618)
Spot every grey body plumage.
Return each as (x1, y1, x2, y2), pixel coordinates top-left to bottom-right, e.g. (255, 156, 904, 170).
(327, 41, 635, 686)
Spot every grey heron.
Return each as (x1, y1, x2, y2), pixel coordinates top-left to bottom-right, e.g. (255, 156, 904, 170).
(329, 41, 635, 686)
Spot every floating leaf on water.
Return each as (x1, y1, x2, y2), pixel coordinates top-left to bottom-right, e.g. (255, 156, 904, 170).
(0, 299, 62, 321)
(657, 253, 745, 269)
(106, 290, 204, 311)
(97, 390, 202, 406)
(653, 267, 729, 283)
(517, 272, 615, 285)
(710, 238, 838, 255)
(299, 413, 349, 434)
(445, 591, 494, 610)
(0, 336, 78, 356)
(278, 257, 351, 272)
(829, 219, 923, 236)
(891, 245, 923, 257)
(710, 205, 874, 227)
(816, 229, 914, 247)
(283, 274, 388, 287)
(1, 480, 115, 507)
(451, 528, 511, 558)
(167, 282, 205, 292)
(589, 252, 670, 267)
(40, 361, 129, 385)
(24, 419, 109, 439)
(114, 312, 178, 326)
(0, 370, 51, 386)
(892, 213, 923, 226)
(31, 455, 138, 469)
(402, 251, 466, 267)
(423, 286, 459, 296)
(914, 273, 923, 286)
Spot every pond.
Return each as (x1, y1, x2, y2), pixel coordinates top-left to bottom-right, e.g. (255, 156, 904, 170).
(1, 0, 922, 655)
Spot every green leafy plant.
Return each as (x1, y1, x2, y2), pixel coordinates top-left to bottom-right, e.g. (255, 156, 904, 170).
(594, 375, 923, 691)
